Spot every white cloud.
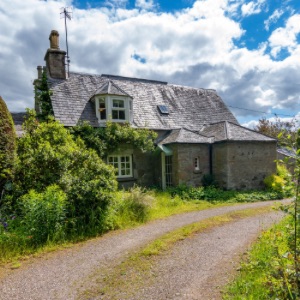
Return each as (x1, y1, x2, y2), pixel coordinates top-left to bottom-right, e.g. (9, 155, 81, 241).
(135, 0, 156, 10)
(264, 9, 284, 31)
(269, 14, 300, 57)
(242, 112, 300, 129)
(0, 0, 299, 126)
(254, 88, 276, 107)
(103, 0, 128, 9)
(241, 0, 266, 17)
(242, 119, 259, 129)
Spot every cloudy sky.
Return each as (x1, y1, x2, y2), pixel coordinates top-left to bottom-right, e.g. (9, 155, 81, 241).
(1, 0, 300, 126)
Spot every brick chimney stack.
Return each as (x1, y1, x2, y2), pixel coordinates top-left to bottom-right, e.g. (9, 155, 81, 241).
(44, 30, 66, 79)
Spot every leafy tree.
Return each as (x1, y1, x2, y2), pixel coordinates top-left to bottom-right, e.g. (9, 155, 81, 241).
(254, 116, 298, 146)
(35, 71, 53, 121)
(0, 96, 16, 194)
(69, 121, 157, 158)
(13, 110, 117, 229)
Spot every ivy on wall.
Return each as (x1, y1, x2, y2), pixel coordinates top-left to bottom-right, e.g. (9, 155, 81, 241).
(69, 121, 157, 158)
(35, 71, 54, 121)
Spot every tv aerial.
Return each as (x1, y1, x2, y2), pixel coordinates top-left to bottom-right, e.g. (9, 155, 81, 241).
(60, 7, 72, 77)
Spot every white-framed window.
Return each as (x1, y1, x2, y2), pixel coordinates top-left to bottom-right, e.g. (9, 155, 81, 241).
(95, 96, 133, 123)
(194, 157, 200, 171)
(112, 99, 126, 120)
(98, 97, 107, 120)
(108, 155, 133, 178)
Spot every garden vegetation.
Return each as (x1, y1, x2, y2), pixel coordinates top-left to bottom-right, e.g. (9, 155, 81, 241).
(224, 126, 300, 299)
(0, 96, 16, 194)
(0, 81, 296, 284)
(0, 110, 295, 262)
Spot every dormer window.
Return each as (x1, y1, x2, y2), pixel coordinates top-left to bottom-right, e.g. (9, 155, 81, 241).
(95, 95, 133, 124)
(93, 80, 133, 124)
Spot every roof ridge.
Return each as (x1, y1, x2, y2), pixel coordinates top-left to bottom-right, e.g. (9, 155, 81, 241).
(102, 74, 168, 85)
(226, 121, 277, 140)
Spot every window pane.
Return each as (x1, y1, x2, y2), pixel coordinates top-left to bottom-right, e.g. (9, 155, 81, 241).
(119, 110, 125, 120)
(113, 99, 124, 108)
(99, 99, 107, 120)
(112, 110, 118, 119)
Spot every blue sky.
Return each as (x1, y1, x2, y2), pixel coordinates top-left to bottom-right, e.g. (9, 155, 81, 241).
(0, 0, 299, 127)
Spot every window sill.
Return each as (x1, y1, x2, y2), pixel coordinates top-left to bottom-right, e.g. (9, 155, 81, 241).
(193, 170, 202, 174)
(117, 177, 137, 182)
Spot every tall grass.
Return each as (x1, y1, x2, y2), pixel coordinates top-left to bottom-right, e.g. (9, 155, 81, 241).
(224, 215, 298, 299)
(0, 185, 285, 263)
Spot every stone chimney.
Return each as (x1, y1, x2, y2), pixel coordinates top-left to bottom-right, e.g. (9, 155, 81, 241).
(44, 30, 66, 79)
(37, 66, 43, 79)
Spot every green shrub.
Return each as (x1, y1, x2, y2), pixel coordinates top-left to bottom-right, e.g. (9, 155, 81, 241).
(167, 184, 283, 202)
(12, 110, 117, 234)
(264, 164, 294, 197)
(20, 185, 67, 246)
(108, 186, 154, 228)
(0, 96, 16, 194)
(264, 174, 285, 193)
(201, 174, 217, 187)
(60, 148, 117, 233)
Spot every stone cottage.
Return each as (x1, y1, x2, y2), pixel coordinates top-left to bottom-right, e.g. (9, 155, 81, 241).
(33, 30, 277, 190)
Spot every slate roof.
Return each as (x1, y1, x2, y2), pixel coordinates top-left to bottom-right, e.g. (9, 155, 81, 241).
(200, 121, 276, 142)
(277, 147, 297, 158)
(159, 128, 213, 144)
(48, 72, 239, 130)
(94, 80, 132, 97)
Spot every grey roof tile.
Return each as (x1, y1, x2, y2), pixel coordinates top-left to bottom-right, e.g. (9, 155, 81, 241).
(48, 72, 239, 130)
(94, 80, 132, 97)
(159, 128, 213, 144)
(201, 121, 276, 142)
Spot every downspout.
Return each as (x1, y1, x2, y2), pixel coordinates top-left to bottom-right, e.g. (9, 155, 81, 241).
(209, 144, 213, 175)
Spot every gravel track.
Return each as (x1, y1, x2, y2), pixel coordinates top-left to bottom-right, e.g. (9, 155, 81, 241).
(0, 199, 290, 300)
(129, 210, 285, 300)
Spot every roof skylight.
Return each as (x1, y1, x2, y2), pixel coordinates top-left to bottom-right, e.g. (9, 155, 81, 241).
(158, 105, 169, 115)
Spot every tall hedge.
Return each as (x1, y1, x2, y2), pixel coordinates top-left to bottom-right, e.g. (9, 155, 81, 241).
(14, 110, 117, 231)
(0, 96, 16, 194)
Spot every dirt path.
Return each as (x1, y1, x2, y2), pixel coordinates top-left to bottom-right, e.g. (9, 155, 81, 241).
(127, 211, 284, 300)
(0, 199, 290, 300)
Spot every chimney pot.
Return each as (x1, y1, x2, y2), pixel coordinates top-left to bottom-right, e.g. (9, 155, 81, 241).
(37, 66, 43, 79)
(49, 30, 60, 49)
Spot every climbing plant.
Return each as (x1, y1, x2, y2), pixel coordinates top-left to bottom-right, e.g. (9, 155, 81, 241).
(35, 71, 54, 121)
(69, 121, 157, 158)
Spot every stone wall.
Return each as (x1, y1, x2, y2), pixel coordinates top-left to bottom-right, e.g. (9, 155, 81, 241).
(171, 144, 210, 187)
(133, 148, 159, 187)
(212, 141, 277, 190)
(116, 147, 158, 189)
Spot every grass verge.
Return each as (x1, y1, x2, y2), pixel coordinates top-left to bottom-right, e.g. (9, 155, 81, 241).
(78, 205, 275, 300)
(223, 214, 297, 299)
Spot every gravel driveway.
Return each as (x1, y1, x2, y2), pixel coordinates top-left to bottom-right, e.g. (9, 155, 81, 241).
(0, 199, 290, 300)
